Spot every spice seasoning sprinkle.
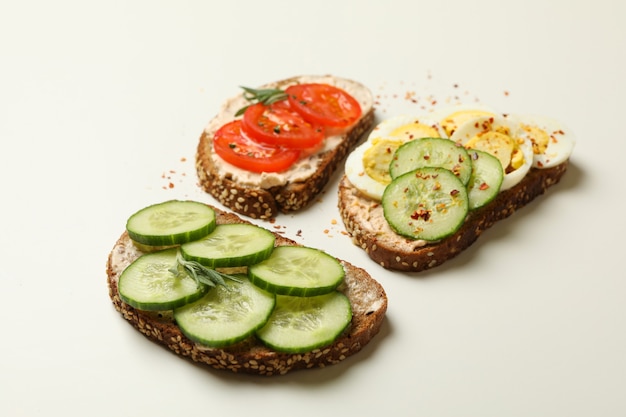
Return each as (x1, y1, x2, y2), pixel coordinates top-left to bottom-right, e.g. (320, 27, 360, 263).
(161, 156, 191, 190)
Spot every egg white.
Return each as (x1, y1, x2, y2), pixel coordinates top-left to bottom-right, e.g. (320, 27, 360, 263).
(513, 114, 576, 168)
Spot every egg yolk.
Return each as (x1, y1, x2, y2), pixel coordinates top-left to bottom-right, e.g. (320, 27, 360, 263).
(465, 131, 524, 173)
(363, 137, 403, 184)
(389, 122, 440, 141)
(510, 147, 525, 171)
(440, 110, 494, 137)
(521, 124, 550, 155)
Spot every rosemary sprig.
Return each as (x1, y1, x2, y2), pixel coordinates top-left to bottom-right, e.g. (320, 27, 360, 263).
(235, 86, 288, 117)
(169, 252, 242, 288)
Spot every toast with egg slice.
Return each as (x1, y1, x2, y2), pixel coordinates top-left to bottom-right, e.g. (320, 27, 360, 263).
(106, 204, 388, 376)
(338, 109, 575, 272)
(196, 75, 375, 220)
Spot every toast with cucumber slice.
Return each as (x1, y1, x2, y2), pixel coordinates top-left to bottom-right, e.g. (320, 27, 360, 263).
(338, 111, 575, 272)
(195, 74, 375, 220)
(106, 200, 387, 376)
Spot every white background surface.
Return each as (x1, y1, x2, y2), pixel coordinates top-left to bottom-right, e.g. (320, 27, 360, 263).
(2, 0, 625, 416)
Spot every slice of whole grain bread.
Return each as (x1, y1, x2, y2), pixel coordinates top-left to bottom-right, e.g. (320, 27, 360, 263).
(195, 75, 375, 220)
(337, 162, 569, 272)
(106, 205, 387, 376)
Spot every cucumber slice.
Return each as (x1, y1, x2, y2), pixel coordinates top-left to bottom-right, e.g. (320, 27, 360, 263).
(256, 292, 352, 354)
(389, 137, 472, 185)
(467, 149, 504, 210)
(174, 275, 275, 348)
(382, 167, 469, 241)
(181, 223, 275, 268)
(118, 248, 208, 311)
(248, 246, 345, 297)
(126, 200, 216, 247)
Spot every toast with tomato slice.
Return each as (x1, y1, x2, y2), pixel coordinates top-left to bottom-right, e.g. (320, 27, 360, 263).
(196, 75, 375, 220)
(106, 203, 388, 376)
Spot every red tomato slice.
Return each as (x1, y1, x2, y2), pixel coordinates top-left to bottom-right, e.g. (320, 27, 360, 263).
(241, 101, 324, 149)
(213, 120, 301, 173)
(286, 83, 362, 128)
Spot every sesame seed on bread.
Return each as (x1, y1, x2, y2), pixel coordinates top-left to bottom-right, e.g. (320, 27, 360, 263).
(106, 205, 388, 376)
(337, 162, 569, 272)
(195, 75, 375, 220)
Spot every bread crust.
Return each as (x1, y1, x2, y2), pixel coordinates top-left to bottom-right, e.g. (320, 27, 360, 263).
(195, 75, 375, 220)
(106, 205, 387, 376)
(338, 162, 569, 272)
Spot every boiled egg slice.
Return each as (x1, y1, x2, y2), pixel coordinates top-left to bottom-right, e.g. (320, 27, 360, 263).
(345, 137, 400, 200)
(367, 114, 445, 141)
(451, 114, 533, 191)
(430, 104, 498, 138)
(514, 114, 576, 169)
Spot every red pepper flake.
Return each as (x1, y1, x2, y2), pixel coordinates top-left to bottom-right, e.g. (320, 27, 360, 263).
(168, 182, 174, 189)
(450, 189, 460, 196)
(479, 182, 490, 190)
(411, 209, 431, 222)
(504, 90, 510, 96)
